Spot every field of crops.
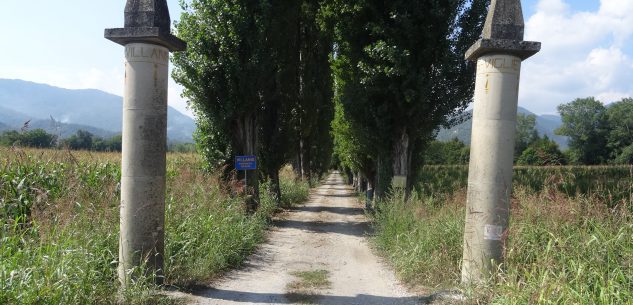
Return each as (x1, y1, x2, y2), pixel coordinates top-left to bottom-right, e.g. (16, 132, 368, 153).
(0, 147, 309, 304)
(376, 165, 633, 304)
(418, 165, 633, 207)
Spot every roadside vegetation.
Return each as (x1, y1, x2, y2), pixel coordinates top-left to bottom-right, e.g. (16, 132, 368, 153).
(0, 147, 309, 304)
(0, 128, 197, 153)
(373, 165, 633, 304)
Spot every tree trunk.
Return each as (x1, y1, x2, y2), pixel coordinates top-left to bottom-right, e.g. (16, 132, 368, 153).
(352, 172, 358, 189)
(392, 129, 414, 198)
(235, 114, 259, 211)
(365, 177, 374, 209)
(346, 169, 354, 185)
(299, 138, 306, 180)
(303, 138, 312, 183)
(374, 157, 391, 200)
(292, 155, 302, 179)
(360, 175, 367, 192)
(270, 170, 282, 207)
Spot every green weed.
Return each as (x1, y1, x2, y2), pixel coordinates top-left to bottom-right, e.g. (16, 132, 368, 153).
(374, 172, 633, 304)
(1, 148, 310, 304)
(287, 269, 331, 291)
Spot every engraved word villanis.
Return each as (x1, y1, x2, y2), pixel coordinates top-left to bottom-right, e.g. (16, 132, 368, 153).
(125, 46, 169, 61)
(478, 57, 520, 71)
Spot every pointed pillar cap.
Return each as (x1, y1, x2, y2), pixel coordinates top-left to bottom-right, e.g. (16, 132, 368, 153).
(465, 0, 540, 61)
(105, 0, 186, 52)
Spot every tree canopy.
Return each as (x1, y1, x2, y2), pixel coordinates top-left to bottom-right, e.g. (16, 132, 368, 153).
(555, 97, 609, 165)
(0, 129, 56, 148)
(173, 0, 334, 205)
(606, 98, 633, 162)
(326, 0, 489, 196)
(169, 0, 633, 210)
(515, 113, 539, 159)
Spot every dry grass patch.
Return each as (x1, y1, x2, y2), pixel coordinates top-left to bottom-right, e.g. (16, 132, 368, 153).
(285, 269, 331, 304)
(287, 269, 331, 291)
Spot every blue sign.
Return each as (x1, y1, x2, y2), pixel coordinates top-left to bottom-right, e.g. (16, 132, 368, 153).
(235, 156, 257, 170)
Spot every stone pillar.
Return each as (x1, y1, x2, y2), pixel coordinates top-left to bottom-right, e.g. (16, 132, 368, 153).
(105, 0, 186, 286)
(461, 0, 540, 284)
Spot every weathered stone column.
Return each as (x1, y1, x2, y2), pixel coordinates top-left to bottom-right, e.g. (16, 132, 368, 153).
(105, 0, 185, 286)
(461, 0, 540, 284)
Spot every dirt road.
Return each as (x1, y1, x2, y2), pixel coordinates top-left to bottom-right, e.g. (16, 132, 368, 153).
(174, 172, 420, 304)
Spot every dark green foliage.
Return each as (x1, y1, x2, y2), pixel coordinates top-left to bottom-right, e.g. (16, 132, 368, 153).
(606, 98, 633, 164)
(168, 142, 197, 153)
(414, 165, 469, 195)
(514, 113, 566, 165)
(173, 0, 334, 203)
(331, 100, 373, 175)
(516, 136, 566, 165)
(614, 143, 633, 164)
(192, 115, 232, 170)
(92, 134, 122, 152)
(422, 139, 470, 165)
(59, 130, 122, 152)
(62, 129, 93, 150)
(174, 0, 282, 203)
(1, 129, 122, 152)
(326, 0, 489, 195)
(0, 129, 57, 148)
(0, 130, 20, 146)
(257, 0, 301, 198)
(294, 0, 335, 180)
(556, 97, 610, 164)
(515, 113, 539, 158)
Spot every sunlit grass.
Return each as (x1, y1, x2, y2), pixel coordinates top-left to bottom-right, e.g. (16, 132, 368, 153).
(374, 168, 632, 304)
(1, 147, 310, 304)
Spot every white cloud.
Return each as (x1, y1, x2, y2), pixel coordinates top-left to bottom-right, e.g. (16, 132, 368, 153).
(520, 0, 633, 113)
(580, 47, 632, 90)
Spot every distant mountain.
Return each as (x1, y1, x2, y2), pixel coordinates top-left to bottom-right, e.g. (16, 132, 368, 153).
(437, 106, 569, 149)
(0, 105, 115, 138)
(0, 105, 30, 126)
(0, 79, 195, 143)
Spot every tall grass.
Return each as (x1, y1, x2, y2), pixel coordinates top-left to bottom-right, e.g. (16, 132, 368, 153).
(1, 147, 310, 304)
(375, 167, 632, 304)
(373, 191, 466, 287)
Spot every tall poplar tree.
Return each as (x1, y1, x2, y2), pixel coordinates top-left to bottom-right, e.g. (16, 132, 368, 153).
(173, 0, 334, 206)
(173, 0, 277, 207)
(326, 0, 489, 197)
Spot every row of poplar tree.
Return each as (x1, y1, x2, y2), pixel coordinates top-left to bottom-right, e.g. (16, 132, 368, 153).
(172, 0, 491, 203)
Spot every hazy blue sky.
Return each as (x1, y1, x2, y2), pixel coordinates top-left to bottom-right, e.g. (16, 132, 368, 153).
(1, 0, 631, 118)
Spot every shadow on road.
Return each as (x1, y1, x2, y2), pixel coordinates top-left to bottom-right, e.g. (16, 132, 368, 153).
(319, 182, 350, 187)
(292, 205, 363, 215)
(273, 219, 373, 237)
(319, 193, 357, 198)
(193, 288, 425, 304)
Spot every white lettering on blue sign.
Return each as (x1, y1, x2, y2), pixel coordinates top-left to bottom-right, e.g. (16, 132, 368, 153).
(235, 156, 257, 170)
